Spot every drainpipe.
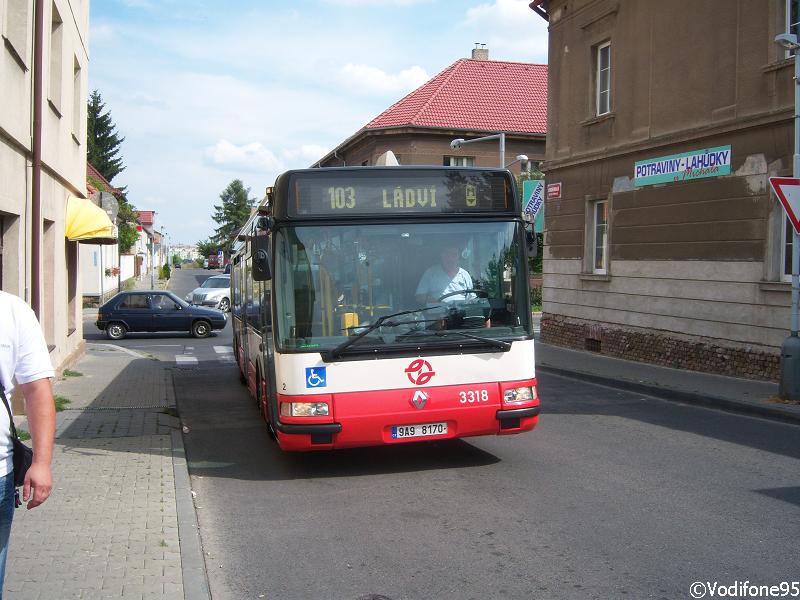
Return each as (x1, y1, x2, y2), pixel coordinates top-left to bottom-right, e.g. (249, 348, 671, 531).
(31, 0, 45, 317)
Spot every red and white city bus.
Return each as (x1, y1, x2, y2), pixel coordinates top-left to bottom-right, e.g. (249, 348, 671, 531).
(231, 166, 539, 451)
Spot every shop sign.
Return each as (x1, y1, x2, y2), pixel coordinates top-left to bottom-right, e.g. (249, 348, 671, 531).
(634, 145, 731, 187)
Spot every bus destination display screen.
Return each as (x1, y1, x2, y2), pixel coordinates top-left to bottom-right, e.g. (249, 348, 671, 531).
(288, 170, 512, 217)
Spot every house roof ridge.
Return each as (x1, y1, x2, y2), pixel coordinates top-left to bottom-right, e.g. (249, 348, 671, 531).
(409, 59, 467, 125)
(364, 59, 464, 130)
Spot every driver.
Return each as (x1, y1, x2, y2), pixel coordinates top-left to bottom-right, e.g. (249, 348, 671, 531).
(415, 243, 474, 306)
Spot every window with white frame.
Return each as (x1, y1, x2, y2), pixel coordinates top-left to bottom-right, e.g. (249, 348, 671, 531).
(595, 41, 611, 116)
(592, 200, 609, 274)
(788, 0, 799, 38)
(444, 156, 475, 167)
(782, 215, 796, 281)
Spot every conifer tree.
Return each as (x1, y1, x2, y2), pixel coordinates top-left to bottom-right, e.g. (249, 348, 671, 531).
(87, 90, 125, 183)
(211, 180, 255, 253)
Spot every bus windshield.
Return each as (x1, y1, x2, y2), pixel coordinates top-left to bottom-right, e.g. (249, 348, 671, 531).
(273, 221, 531, 353)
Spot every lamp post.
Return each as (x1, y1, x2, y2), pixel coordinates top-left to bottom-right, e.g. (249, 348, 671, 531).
(775, 28, 800, 399)
(150, 236, 155, 289)
(450, 132, 506, 168)
(505, 154, 530, 173)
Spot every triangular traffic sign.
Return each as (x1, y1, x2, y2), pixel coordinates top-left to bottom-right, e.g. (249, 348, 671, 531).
(770, 177, 800, 234)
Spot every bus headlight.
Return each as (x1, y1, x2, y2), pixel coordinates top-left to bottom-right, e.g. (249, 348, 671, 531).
(503, 386, 537, 405)
(280, 402, 330, 417)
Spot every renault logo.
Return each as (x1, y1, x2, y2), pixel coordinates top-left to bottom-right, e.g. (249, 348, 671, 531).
(411, 390, 428, 409)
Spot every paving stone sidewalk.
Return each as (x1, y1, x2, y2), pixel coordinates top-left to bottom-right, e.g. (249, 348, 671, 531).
(4, 344, 204, 600)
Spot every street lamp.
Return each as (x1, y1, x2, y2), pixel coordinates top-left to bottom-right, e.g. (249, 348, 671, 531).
(505, 154, 530, 173)
(450, 132, 506, 167)
(775, 30, 800, 399)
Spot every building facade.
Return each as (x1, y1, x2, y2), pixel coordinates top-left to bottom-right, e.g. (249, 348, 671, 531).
(315, 48, 547, 175)
(1, 0, 90, 370)
(534, 0, 795, 380)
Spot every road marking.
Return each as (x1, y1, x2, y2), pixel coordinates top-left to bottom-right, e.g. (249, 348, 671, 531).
(213, 346, 233, 354)
(175, 356, 198, 364)
(98, 343, 147, 358)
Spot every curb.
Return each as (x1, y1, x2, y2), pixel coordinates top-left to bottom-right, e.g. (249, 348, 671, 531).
(537, 364, 800, 426)
(171, 429, 212, 600)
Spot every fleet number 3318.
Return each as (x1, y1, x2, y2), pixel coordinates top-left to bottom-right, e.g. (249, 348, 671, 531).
(459, 389, 489, 403)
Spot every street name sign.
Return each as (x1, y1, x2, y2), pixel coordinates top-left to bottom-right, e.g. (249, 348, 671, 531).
(769, 177, 800, 234)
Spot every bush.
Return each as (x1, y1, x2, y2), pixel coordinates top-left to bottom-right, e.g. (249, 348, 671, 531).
(160, 264, 171, 280)
(530, 285, 543, 313)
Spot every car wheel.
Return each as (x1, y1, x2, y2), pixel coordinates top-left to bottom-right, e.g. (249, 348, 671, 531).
(218, 297, 230, 312)
(106, 322, 127, 340)
(192, 320, 211, 338)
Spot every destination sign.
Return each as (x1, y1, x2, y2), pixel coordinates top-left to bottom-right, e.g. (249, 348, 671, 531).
(287, 170, 513, 217)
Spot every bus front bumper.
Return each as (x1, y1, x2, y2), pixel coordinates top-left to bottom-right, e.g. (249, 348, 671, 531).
(273, 401, 540, 452)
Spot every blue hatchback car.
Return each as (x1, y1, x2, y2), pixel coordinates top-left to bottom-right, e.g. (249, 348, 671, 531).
(97, 291, 227, 340)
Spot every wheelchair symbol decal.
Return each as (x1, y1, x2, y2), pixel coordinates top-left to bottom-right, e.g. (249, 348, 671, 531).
(305, 367, 327, 388)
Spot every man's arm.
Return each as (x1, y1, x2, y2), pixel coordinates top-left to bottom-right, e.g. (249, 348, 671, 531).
(18, 378, 55, 509)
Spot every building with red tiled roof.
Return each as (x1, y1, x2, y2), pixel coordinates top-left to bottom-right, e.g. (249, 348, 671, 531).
(314, 47, 548, 173)
(86, 162, 121, 196)
(136, 210, 155, 227)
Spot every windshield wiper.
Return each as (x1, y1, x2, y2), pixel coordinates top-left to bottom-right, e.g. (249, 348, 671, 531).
(324, 305, 445, 360)
(404, 329, 512, 351)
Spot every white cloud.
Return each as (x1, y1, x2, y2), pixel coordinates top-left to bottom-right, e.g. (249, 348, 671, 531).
(90, 23, 115, 44)
(204, 140, 283, 173)
(282, 145, 332, 164)
(323, 0, 431, 5)
(461, 0, 549, 60)
(339, 64, 429, 96)
(119, 0, 154, 8)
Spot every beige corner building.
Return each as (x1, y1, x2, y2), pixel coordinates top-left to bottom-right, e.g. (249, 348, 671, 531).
(533, 0, 796, 381)
(1, 0, 90, 370)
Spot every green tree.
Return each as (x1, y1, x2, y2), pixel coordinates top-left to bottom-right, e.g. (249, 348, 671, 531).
(196, 238, 218, 258)
(211, 180, 255, 253)
(87, 90, 125, 183)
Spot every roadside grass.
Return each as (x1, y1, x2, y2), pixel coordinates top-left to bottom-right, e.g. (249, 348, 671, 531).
(54, 396, 71, 412)
(17, 430, 31, 442)
(62, 368, 83, 378)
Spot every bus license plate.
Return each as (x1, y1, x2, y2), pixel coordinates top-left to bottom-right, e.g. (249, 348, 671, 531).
(391, 422, 448, 439)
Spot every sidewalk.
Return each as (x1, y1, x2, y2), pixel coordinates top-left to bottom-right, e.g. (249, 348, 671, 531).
(5, 343, 209, 600)
(535, 340, 800, 425)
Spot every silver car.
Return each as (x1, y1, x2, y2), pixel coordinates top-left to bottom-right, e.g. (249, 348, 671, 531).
(185, 275, 231, 312)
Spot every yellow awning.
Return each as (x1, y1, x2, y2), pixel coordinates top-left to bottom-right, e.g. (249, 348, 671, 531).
(65, 196, 117, 245)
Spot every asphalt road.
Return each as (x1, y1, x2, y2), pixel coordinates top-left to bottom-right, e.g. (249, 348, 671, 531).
(88, 269, 800, 600)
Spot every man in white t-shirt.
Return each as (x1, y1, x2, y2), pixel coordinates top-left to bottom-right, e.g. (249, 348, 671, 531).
(0, 290, 56, 592)
(415, 244, 474, 305)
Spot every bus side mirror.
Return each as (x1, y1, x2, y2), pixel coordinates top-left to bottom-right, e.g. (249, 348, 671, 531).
(252, 234, 272, 281)
(525, 228, 538, 258)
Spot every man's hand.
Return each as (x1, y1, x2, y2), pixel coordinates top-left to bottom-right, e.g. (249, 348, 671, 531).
(22, 462, 52, 509)
(19, 378, 56, 510)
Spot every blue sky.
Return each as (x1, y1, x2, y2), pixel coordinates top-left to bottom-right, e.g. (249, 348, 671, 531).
(89, 0, 549, 245)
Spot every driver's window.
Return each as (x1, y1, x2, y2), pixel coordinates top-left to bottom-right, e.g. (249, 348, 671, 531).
(151, 294, 171, 311)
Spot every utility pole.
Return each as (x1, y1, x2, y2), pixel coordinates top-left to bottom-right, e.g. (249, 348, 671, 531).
(775, 20, 800, 399)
